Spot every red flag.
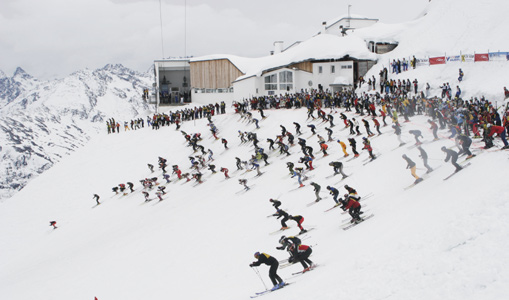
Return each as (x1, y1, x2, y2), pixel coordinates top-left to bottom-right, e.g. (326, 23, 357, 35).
(474, 53, 489, 62)
(429, 56, 446, 65)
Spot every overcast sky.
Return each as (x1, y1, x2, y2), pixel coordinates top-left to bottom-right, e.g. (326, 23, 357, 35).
(0, 0, 429, 80)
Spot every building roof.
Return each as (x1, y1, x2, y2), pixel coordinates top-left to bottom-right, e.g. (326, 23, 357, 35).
(191, 33, 377, 82)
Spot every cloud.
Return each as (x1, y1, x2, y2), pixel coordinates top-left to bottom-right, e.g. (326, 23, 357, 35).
(0, 0, 429, 80)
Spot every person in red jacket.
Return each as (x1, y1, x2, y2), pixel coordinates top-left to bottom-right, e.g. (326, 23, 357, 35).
(362, 137, 376, 160)
(428, 119, 439, 140)
(288, 243, 314, 272)
(342, 194, 363, 223)
(487, 124, 509, 149)
(220, 167, 230, 179)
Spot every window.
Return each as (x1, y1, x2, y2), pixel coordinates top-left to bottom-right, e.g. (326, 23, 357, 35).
(331, 65, 335, 73)
(279, 71, 293, 90)
(341, 65, 353, 69)
(318, 66, 323, 73)
(264, 74, 277, 90)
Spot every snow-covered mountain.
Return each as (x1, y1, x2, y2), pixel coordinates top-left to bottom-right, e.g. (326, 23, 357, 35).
(0, 64, 154, 200)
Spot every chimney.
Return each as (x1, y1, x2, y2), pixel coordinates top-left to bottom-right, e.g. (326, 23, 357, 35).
(273, 41, 284, 55)
(321, 21, 327, 34)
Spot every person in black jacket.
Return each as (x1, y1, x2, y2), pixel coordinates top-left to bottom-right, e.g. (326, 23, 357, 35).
(402, 154, 423, 183)
(250, 252, 284, 289)
(273, 209, 290, 230)
(442, 147, 462, 172)
(269, 199, 282, 211)
(417, 146, 433, 173)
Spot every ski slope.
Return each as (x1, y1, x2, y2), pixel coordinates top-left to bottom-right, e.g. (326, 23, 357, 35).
(1, 106, 508, 300)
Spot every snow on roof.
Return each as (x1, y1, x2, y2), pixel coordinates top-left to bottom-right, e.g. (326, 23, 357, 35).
(325, 13, 378, 29)
(331, 76, 352, 85)
(192, 34, 377, 82)
(353, 0, 509, 58)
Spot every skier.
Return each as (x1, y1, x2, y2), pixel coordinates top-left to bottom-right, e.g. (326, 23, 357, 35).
(273, 209, 291, 230)
(486, 124, 509, 149)
(239, 179, 250, 191)
(337, 139, 349, 157)
(409, 130, 424, 145)
(307, 124, 317, 135)
(147, 164, 154, 173)
(235, 157, 243, 170)
(277, 236, 301, 257)
(291, 168, 305, 188)
(286, 162, 295, 175)
(441, 146, 463, 172)
(326, 185, 340, 205)
(142, 191, 150, 202)
(428, 119, 439, 140)
(348, 138, 359, 157)
(93, 194, 100, 205)
(289, 215, 307, 234)
(270, 198, 282, 210)
(310, 182, 322, 202)
(393, 125, 405, 146)
(221, 138, 229, 149)
(343, 194, 363, 223)
(328, 161, 348, 178)
(402, 154, 423, 184)
(49, 221, 57, 229)
(288, 243, 314, 272)
(417, 146, 433, 173)
(458, 68, 464, 81)
(293, 122, 302, 135)
(249, 252, 285, 290)
(127, 182, 134, 193)
(362, 137, 376, 160)
(319, 141, 329, 156)
(456, 134, 474, 158)
(220, 167, 230, 179)
(373, 117, 382, 135)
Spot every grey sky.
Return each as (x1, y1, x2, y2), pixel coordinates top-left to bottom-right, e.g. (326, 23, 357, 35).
(0, 0, 429, 80)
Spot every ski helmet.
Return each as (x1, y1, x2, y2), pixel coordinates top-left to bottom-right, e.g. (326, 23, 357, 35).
(279, 236, 286, 244)
(254, 252, 260, 258)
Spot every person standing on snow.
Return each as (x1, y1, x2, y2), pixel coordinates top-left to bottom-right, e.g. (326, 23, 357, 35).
(310, 182, 322, 202)
(269, 199, 282, 211)
(402, 154, 423, 184)
(93, 194, 100, 205)
(273, 209, 291, 230)
(328, 161, 348, 179)
(288, 243, 314, 272)
(289, 215, 307, 234)
(441, 147, 463, 172)
(326, 186, 340, 205)
(417, 146, 433, 173)
(249, 252, 284, 290)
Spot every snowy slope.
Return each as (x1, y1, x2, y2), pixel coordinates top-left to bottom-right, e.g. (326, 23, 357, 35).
(0, 107, 508, 300)
(0, 64, 154, 200)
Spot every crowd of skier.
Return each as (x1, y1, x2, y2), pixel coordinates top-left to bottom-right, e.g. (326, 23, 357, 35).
(83, 67, 509, 295)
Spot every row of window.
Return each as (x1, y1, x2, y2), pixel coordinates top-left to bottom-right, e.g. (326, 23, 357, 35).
(265, 71, 293, 91)
(317, 65, 352, 74)
(193, 88, 234, 94)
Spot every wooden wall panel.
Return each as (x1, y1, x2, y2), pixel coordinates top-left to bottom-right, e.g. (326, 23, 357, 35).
(190, 59, 244, 89)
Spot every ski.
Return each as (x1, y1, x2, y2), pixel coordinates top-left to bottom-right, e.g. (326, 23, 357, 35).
(324, 203, 342, 212)
(443, 163, 471, 180)
(291, 264, 318, 275)
(251, 282, 291, 298)
(269, 227, 291, 235)
(297, 227, 315, 236)
(403, 175, 428, 190)
(342, 214, 374, 230)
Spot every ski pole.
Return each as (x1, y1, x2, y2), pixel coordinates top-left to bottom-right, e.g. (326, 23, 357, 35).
(252, 267, 267, 290)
